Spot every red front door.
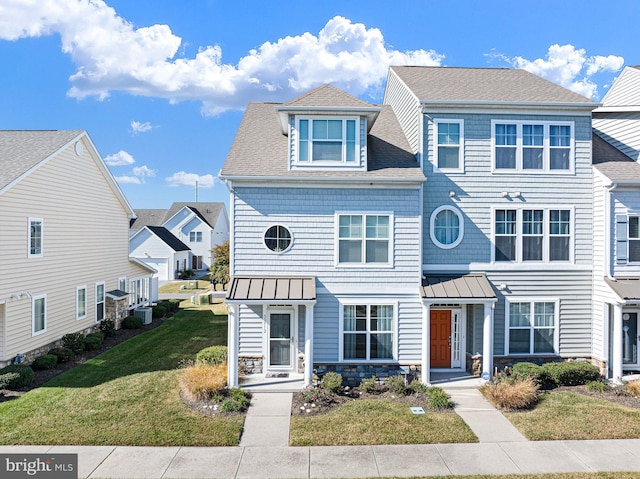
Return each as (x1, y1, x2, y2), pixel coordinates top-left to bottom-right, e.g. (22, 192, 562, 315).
(431, 310, 451, 368)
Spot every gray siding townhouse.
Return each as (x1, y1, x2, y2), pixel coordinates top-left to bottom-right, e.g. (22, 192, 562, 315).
(222, 67, 604, 387)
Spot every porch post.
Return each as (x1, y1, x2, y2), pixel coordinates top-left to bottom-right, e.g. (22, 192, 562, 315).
(421, 302, 431, 384)
(227, 303, 239, 388)
(304, 303, 314, 387)
(612, 303, 623, 383)
(482, 302, 494, 381)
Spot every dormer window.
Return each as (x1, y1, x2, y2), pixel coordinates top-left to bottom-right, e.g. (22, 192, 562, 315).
(296, 117, 359, 164)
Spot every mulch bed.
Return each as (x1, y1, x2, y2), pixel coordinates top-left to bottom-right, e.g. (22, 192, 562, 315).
(179, 390, 250, 417)
(554, 384, 640, 408)
(0, 317, 165, 402)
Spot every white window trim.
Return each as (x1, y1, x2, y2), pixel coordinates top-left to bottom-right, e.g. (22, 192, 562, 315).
(433, 119, 464, 173)
(628, 214, 640, 264)
(95, 282, 105, 323)
(338, 298, 398, 362)
(32, 294, 46, 336)
(118, 277, 127, 292)
(491, 120, 575, 174)
(28, 217, 43, 258)
(504, 297, 560, 355)
(335, 212, 394, 268)
(76, 285, 87, 320)
(262, 224, 294, 254)
(189, 231, 203, 243)
(430, 205, 464, 249)
(491, 206, 574, 264)
(293, 116, 362, 167)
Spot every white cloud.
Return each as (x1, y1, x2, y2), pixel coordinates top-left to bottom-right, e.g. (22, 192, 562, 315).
(132, 165, 156, 177)
(0, 2, 443, 113)
(492, 44, 624, 99)
(166, 171, 216, 188)
(115, 175, 141, 184)
(130, 120, 155, 135)
(104, 150, 135, 166)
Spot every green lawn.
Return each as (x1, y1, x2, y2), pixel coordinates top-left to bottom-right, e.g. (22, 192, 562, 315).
(505, 391, 640, 441)
(158, 280, 213, 294)
(289, 399, 477, 446)
(0, 304, 242, 446)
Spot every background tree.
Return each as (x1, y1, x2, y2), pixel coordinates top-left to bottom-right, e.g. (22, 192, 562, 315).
(210, 240, 229, 288)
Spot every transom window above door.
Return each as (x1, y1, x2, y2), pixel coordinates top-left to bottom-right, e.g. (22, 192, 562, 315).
(296, 117, 359, 164)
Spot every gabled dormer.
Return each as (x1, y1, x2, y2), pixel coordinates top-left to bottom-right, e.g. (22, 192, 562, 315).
(275, 84, 381, 171)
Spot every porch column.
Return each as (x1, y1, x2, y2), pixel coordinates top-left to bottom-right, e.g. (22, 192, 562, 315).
(304, 303, 315, 387)
(421, 302, 431, 384)
(612, 303, 623, 383)
(227, 304, 239, 388)
(482, 302, 494, 381)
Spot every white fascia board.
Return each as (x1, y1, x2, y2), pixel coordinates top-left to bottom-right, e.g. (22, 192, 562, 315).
(594, 106, 640, 113)
(421, 101, 598, 114)
(275, 106, 381, 133)
(422, 263, 593, 272)
(129, 256, 158, 273)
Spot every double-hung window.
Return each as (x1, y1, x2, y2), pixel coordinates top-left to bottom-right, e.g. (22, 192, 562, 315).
(435, 120, 463, 171)
(297, 118, 358, 163)
(629, 216, 640, 262)
(76, 286, 87, 320)
(342, 304, 394, 360)
(96, 283, 105, 322)
(189, 231, 202, 242)
(28, 218, 43, 257)
(494, 208, 572, 263)
(337, 214, 391, 265)
(507, 299, 557, 354)
(493, 121, 573, 172)
(32, 295, 46, 335)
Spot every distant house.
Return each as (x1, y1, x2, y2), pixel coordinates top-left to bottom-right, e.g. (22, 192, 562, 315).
(129, 202, 229, 281)
(0, 130, 155, 366)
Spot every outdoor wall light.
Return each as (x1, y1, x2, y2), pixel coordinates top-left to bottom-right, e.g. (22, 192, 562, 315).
(498, 283, 508, 291)
(501, 191, 509, 198)
(449, 191, 456, 198)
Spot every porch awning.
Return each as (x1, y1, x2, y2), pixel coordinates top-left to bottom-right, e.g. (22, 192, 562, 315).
(227, 275, 316, 301)
(106, 289, 129, 300)
(421, 273, 496, 300)
(604, 277, 640, 301)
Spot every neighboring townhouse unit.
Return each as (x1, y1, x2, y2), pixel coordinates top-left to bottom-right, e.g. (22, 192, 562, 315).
(222, 67, 603, 387)
(129, 202, 229, 281)
(592, 66, 640, 380)
(0, 130, 155, 366)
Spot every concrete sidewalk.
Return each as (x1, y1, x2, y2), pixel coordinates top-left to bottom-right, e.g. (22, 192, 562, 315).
(2, 440, 639, 478)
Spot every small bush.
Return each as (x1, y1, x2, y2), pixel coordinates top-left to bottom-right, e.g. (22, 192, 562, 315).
(540, 361, 601, 386)
(0, 372, 19, 389)
(408, 379, 429, 394)
(121, 315, 143, 329)
(587, 380, 609, 393)
(62, 333, 86, 354)
(220, 387, 250, 412)
(84, 332, 105, 351)
(427, 387, 453, 409)
(299, 386, 322, 403)
(320, 372, 343, 393)
(32, 354, 58, 370)
(179, 363, 227, 401)
(0, 364, 34, 389)
(623, 379, 640, 398)
(48, 347, 75, 363)
(359, 376, 377, 393)
(480, 377, 539, 410)
(385, 375, 407, 396)
(167, 299, 181, 312)
(99, 319, 117, 337)
(196, 346, 228, 366)
(152, 304, 167, 319)
(511, 362, 555, 388)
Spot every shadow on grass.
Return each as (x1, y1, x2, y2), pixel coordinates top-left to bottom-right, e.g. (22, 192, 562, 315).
(41, 307, 228, 389)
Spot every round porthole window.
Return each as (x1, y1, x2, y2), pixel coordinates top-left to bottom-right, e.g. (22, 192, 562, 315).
(264, 225, 292, 252)
(430, 206, 463, 249)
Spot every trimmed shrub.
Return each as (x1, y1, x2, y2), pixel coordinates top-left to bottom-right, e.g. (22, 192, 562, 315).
(511, 362, 555, 388)
(480, 377, 539, 410)
(408, 379, 429, 394)
(32, 354, 58, 370)
(0, 364, 34, 389)
(0, 372, 19, 389)
(152, 304, 167, 319)
(62, 332, 86, 354)
(121, 315, 143, 329)
(540, 361, 601, 386)
(623, 379, 640, 398)
(99, 318, 117, 337)
(179, 363, 227, 401)
(359, 376, 377, 393)
(587, 380, 609, 393)
(196, 345, 228, 366)
(427, 387, 453, 409)
(166, 299, 181, 313)
(84, 332, 105, 351)
(320, 371, 343, 393)
(48, 347, 75, 363)
(385, 375, 407, 396)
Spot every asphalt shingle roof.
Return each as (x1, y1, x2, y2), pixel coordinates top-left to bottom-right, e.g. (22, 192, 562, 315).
(147, 226, 190, 252)
(592, 133, 640, 181)
(282, 84, 373, 108)
(391, 66, 595, 104)
(0, 130, 83, 190)
(131, 203, 224, 231)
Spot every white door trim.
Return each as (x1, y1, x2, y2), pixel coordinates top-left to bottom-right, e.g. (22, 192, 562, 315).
(265, 306, 297, 372)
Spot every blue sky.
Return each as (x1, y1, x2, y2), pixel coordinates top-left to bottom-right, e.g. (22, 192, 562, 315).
(0, 0, 637, 209)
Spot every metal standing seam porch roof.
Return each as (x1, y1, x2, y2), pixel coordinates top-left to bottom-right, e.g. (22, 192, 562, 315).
(421, 274, 496, 300)
(227, 276, 316, 301)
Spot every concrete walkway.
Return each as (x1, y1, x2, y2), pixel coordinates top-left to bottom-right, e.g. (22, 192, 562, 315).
(239, 393, 292, 447)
